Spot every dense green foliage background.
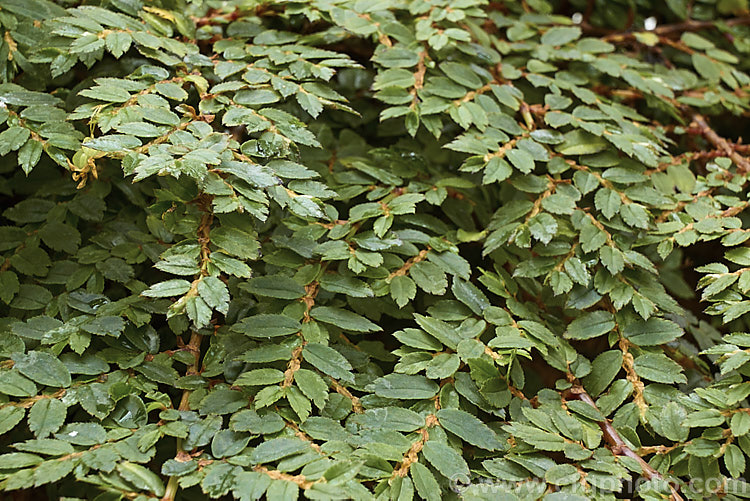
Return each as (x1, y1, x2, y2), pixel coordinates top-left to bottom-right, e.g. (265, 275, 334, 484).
(4, 0, 750, 499)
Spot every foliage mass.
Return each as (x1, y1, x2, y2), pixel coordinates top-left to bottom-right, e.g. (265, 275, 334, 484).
(3, 0, 750, 500)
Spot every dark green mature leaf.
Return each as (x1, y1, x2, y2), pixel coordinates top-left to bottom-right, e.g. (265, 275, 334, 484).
(232, 315, 301, 337)
(247, 275, 306, 299)
(371, 374, 439, 399)
(422, 441, 470, 481)
(28, 399, 66, 438)
(117, 462, 165, 497)
(250, 438, 309, 463)
(303, 343, 354, 383)
(310, 306, 380, 332)
(12, 352, 71, 387)
(390, 275, 416, 308)
(410, 462, 441, 501)
(582, 350, 622, 397)
(437, 409, 503, 450)
(623, 317, 683, 346)
(230, 410, 285, 435)
(0, 407, 25, 434)
(564, 311, 614, 340)
(142, 279, 192, 298)
(0, 1, 748, 498)
(634, 354, 687, 384)
(451, 277, 489, 315)
(541, 26, 581, 46)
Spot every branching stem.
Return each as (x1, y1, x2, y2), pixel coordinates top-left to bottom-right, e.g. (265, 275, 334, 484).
(563, 385, 684, 501)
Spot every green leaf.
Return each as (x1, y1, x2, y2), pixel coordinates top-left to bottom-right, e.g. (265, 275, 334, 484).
(303, 343, 354, 383)
(410, 462, 441, 501)
(556, 130, 607, 155)
(564, 311, 615, 340)
(233, 471, 272, 501)
(18, 139, 43, 174)
(294, 369, 328, 409)
(0, 127, 30, 155)
(390, 275, 416, 308)
(246, 275, 306, 299)
(155, 82, 188, 101)
(202, 463, 240, 497)
(541, 26, 582, 46)
(0, 452, 43, 469)
(528, 213, 558, 244)
(483, 156, 513, 184)
(0, 406, 25, 434)
(82, 316, 125, 337)
(441, 62, 483, 88)
(623, 317, 682, 346)
(542, 193, 576, 215)
(310, 306, 380, 332)
(232, 314, 301, 338)
(80, 85, 131, 103)
(83, 134, 141, 152)
(595, 188, 621, 219)
(142, 279, 192, 298)
(507, 148, 535, 174)
(692, 53, 721, 81)
(725, 443, 745, 479)
(136, 361, 179, 385)
(563, 258, 590, 286)
(620, 203, 649, 229)
(371, 374, 439, 399)
(235, 89, 279, 106)
(199, 388, 247, 415)
(421, 441, 469, 481)
(185, 295, 212, 328)
(436, 409, 503, 450)
(599, 246, 625, 275)
(731, 411, 750, 436)
(684, 409, 725, 428)
(212, 254, 252, 278)
(0, 370, 37, 397)
(234, 368, 285, 386)
(28, 399, 66, 438)
(105, 31, 132, 58)
(210, 227, 260, 260)
(502, 423, 565, 451)
(230, 410, 285, 435)
(0, 271, 20, 304)
(12, 351, 71, 387)
(660, 402, 689, 442)
(581, 350, 622, 397)
(545, 464, 580, 485)
(413, 314, 461, 349)
(117, 462, 165, 497)
(318, 274, 374, 297)
(211, 431, 250, 458)
(57, 422, 106, 445)
(250, 438, 309, 463)
(633, 353, 687, 384)
(197, 276, 230, 314)
(16, 438, 73, 456)
(296, 91, 324, 118)
(394, 328, 443, 351)
(409, 261, 448, 295)
(374, 47, 421, 68)
(451, 277, 489, 315)
(10, 284, 53, 310)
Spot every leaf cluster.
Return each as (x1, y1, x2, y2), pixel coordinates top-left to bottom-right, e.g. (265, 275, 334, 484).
(3, 0, 750, 500)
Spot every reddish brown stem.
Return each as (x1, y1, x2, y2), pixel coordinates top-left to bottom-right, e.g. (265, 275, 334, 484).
(692, 114, 750, 174)
(563, 385, 684, 501)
